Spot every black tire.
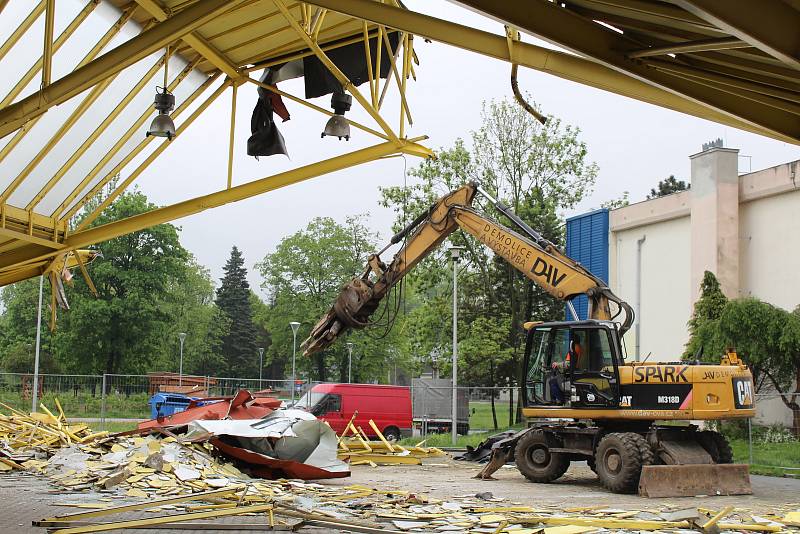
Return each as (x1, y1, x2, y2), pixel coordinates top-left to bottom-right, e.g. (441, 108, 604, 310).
(514, 430, 570, 483)
(382, 426, 401, 442)
(595, 432, 653, 493)
(697, 430, 734, 464)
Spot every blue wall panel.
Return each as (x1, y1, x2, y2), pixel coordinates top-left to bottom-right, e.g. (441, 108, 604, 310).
(565, 209, 609, 320)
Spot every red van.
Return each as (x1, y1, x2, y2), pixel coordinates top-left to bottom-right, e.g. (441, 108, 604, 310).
(295, 383, 412, 441)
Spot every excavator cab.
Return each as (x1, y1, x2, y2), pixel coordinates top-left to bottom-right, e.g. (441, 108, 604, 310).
(523, 320, 622, 409)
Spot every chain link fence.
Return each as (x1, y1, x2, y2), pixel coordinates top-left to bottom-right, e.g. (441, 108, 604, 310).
(0, 372, 796, 472)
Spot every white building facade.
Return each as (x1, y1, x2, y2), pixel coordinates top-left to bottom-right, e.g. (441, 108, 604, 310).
(570, 145, 800, 425)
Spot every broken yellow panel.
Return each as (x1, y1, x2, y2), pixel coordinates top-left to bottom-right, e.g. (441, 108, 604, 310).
(126, 488, 148, 498)
(784, 512, 800, 526)
(110, 444, 125, 453)
(543, 526, 597, 534)
(480, 514, 507, 524)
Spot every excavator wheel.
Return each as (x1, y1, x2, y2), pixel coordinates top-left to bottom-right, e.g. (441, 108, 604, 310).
(595, 432, 654, 493)
(697, 430, 734, 464)
(514, 430, 569, 483)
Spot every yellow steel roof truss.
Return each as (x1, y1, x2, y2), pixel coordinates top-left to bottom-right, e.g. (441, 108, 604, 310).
(1, 0, 799, 286)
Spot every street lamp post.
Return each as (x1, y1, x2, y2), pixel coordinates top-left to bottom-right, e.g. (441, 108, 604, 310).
(31, 275, 44, 413)
(449, 246, 465, 446)
(346, 342, 353, 383)
(258, 347, 264, 390)
(289, 322, 300, 403)
(178, 332, 187, 387)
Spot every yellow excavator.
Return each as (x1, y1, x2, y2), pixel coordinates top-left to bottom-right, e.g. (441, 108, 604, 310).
(303, 182, 754, 497)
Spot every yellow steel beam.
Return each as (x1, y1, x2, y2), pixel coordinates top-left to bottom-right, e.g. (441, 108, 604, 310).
(0, 50, 169, 204)
(0, 0, 246, 139)
(133, 0, 241, 78)
(242, 22, 377, 73)
(0, 73, 120, 203)
(0, 3, 131, 166)
(40, 486, 245, 523)
(0, 0, 10, 16)
(675, 0, 800, 71)
(42, 0, 55, 87)
(26, 52, 174, 211)
(74, 79, 233, 230)
(42, 503, 275, 534)
(275, 0, 400, 143)
(0, 0, 46, 64)
(646, 58, 800, 105)
(454, 0, 800, 142)
(56, 68, 215, 220)
(2, 140, 431, 273)
(227, 81, 238, 189)
(303, 0, 798, 144)
(0, 227, 61, 250)
(1, 0, 100, 108)
(627, 36, 748, 59)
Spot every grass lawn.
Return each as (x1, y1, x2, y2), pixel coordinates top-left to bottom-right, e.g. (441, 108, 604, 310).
(0, 391, 151, 419)
(468, 400, 515, 431)
(730, 439, 800, 477)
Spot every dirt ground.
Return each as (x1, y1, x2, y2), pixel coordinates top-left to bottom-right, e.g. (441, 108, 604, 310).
(1, 457, 797, 533)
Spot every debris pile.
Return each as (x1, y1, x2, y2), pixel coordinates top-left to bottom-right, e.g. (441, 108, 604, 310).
(337, 416, 445, 466)
(0, 395, 349, 484)
(32, 484, 800, 533)
(0, 400, 107, 469)
(21, 433, 249, 495)
(2, 401, 798, 533)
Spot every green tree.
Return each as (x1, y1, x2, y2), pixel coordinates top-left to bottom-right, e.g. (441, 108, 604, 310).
(157, 260, 229, 377)
(216, 247, 258, 377)
(460, 315, 513, 429)
(55, 191, 189, 374)
(716, 299, 800, 435)
(684, 271, 728, 360)
(600, 191, 630, 209)
(648, 175, 689, 199)
(256, 215, 401, 383)
(381, 97, 597, 421)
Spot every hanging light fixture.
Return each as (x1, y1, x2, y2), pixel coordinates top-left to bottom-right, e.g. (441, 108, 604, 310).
(146, 47, 176, 140)
(321, 89, 352, 140)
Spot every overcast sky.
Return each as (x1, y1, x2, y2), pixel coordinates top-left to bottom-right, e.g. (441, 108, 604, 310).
(2, 0, 798, 297)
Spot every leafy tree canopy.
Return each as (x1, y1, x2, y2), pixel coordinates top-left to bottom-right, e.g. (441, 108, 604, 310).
(380, 97, 598, 422)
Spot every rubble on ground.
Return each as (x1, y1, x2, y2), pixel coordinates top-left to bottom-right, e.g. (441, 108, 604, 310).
(2, 400, 799, 533)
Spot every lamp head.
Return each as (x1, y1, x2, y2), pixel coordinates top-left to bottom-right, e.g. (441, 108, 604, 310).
(146, 88, 176, 140)
(289, 321, 300, 334)
(321, 91, 352, 140)
(178, 332, 187, 342)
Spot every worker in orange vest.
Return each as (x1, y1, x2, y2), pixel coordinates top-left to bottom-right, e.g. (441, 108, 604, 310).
(549, 333, 583, 403)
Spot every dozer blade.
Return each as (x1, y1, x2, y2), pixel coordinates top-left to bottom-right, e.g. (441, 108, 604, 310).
(638, 464, 752, 498)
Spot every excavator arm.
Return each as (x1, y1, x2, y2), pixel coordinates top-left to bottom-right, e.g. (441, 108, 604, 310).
(302, 182, 633, 355)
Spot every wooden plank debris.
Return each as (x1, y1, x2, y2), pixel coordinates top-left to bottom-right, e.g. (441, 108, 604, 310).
(4, 402, 789, 534)
(337, 418, 444, 465)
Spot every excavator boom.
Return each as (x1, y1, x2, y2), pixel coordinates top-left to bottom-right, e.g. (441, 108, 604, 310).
(303, 182, 632, 355)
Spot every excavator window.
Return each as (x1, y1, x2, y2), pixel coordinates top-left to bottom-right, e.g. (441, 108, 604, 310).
(525, 328, 549, 405)
(571, 327, 618, 406)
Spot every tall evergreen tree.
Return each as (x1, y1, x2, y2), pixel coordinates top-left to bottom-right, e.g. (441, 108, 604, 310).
(684, 270, 728, 360)
(216, 247, 258, 377)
